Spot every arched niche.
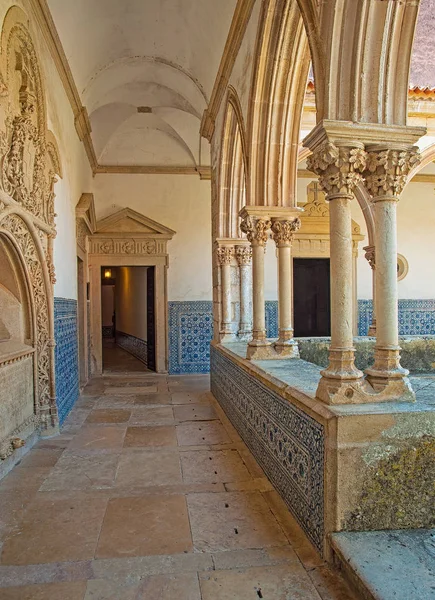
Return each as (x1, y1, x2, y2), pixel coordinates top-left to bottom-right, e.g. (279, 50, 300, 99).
(0, 6, 62, 470)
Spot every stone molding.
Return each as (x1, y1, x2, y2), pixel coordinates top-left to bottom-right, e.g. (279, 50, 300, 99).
(364, 245, 375, 270)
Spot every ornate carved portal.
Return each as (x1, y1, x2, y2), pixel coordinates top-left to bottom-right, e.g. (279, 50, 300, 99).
(87, 208, 175, 375)
(0, 7, 62, 458)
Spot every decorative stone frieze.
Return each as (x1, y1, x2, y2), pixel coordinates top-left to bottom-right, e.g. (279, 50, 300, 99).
(216, 245, 234, 266)
(235, 245, 252, 266)
(364, 148, 420, 200)
(364, 245, 376, 270)
(240, 215, 271, 246)
(90, 238, 160, 255)
(306, 142, 367, 197)
(271, 218, 301, 247)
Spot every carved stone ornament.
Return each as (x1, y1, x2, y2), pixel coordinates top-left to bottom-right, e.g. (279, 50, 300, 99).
(240, 216, 271, 247)
(364, 148, 420, 199)
(364, 245, 376, 270)
(235, 245, 252, 266)
(217, 246, 234, 266)
(271, 218, 301, 247)
(306, 142, 367, 197)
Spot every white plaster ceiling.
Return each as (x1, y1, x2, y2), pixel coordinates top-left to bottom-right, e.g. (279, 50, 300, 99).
(47, 0, 237, 166)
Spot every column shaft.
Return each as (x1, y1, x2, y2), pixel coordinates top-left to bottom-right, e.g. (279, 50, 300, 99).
(239, 263, 251, 335)
(221, 262, 232, 331)
(251, 243, 266, 342)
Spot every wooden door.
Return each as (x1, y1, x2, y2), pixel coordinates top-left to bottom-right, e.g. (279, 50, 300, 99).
(146, 266, 156, 371)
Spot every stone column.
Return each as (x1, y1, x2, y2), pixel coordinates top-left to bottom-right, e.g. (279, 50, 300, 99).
(271, 217, 301, 357)
(217, 245, 235, 343)
(240, 213, 272, 359)
(306, 141, 367, 403)
(363, 147, 419, 395)
(235, 245, 252, 340)
(364, 245, 377, 336)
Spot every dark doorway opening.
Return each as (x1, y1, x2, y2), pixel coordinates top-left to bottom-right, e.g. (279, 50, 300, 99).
(101, 266, 156, 372)
(293, 258, 331, 337)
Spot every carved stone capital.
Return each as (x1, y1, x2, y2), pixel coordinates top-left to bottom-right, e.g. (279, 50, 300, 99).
(240, 216, 271, 247)
(364, 245, 375, 270)
(217, 246, 234, 266)
(363, 147, 420, 200)
(306, 142, 367, 197)
(271, 218, 301, 248)
(235, 245, 252, 266)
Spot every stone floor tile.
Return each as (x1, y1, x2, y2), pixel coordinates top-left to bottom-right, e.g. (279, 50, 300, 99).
(15, 449, 64, 469)
(129, 406, 174, 425)
(68, 426, 126, 452)
(176, 422, 231, 446)
(0, 581, 87, 600)
(115, 450, 182, 487)
(171, 391, 212, 405)
(225, 478, 274, 492)
(263, 490, 324, 569)
(96, 396, 136, 409)
(1, 492, 108, 565)
(187, 491, 288, 552)
(0, 491, 35, 541)
(134, 393, 172, 405)
(199, 564, 323, 600)
(96, 495, 192, 558)
(211, 546, 298, 571)
(104, 386, 157, 395)
(173, 404, 218, 422)
(85, 409, 131, 424)
(180, 449, 251, 484)
(308, 566, 359, 600)
(34, 435, 74, 451)
(124, 426, 177, 448)
(0, 467, 52, 492)
(0, 560, 93, 588)
(40, 452, 120, 491)
(85, 573, 201, 600)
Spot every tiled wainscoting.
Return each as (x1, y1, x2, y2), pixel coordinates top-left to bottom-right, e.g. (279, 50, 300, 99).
(102, 325, 114, 338)
(54, 298, 79, 424)
(358, 299, 435, 336)
(168, 301, 213, 374)
(265, 301, 278, 338)
(210, 344, 325, 554)
(115, 331, 148, 367)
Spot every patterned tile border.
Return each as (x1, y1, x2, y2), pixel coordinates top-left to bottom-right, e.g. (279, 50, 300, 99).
(358, 299, 435, 336)
(54, 298, 79, 424)
(168, 301, 213, 374)
(115, 330, 148, 367)
(265, 301, 278, 338)
(210, 344, 325, 553)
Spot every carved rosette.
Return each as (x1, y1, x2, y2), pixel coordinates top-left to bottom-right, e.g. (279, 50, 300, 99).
(240, 216, 271, 247)
(217, 246, 234, 266)
(364, 148, 420, 199)
(235, 245, 252, 266)
(306, 142, 367, 197)
(364, 245, 376, 270)
(271, 218, 301, 248)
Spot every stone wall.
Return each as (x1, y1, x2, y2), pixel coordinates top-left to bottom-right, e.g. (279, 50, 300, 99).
(54, 298, 79, 424)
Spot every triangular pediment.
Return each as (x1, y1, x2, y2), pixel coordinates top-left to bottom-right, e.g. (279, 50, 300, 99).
(96, 208, 176, 238)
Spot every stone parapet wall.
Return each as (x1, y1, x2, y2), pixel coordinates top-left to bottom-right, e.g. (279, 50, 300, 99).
(298, 335, 435, 373)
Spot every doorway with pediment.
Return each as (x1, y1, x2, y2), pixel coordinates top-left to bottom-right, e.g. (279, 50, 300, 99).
(87, 207, 175, 375)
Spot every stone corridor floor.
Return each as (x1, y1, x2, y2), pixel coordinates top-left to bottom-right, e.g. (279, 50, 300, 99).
(0, 373, 357, 599)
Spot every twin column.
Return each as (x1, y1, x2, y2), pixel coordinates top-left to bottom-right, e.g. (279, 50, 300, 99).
(305, 125, 420, 404)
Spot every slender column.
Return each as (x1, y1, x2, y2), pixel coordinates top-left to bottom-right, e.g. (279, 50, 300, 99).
(271, 217, 301, 357)
(364, 246, 377, 336)
(363, 147, 419, 390)
(217, 245, 235, 342)
(235, 245, 252, 339)
(307, 141, 367, 403)
(240, 214, 272, 358)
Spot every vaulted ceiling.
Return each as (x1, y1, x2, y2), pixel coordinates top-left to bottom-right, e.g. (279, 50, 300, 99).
(47, 0, 237, 168)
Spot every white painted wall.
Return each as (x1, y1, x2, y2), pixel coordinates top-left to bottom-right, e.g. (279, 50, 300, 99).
(92, 174, 213, 301)
(115, 267, 148, 341)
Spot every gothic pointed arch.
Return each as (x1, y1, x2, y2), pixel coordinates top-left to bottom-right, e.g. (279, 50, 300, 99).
(218, 87, 248, 238)
(0, 6, 63, 455)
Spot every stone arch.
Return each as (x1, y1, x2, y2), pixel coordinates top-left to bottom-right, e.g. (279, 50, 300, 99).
(218, 87, 248, 238)
(0, 6, 63, 460)
(247, 0, 310, 207)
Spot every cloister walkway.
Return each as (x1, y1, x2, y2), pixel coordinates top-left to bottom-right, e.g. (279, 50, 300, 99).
(0, 372, 356, 599)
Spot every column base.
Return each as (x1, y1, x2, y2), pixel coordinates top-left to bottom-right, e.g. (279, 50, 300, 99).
(274, 338, 299, 358)
(238, 331, 253, 342)
(220, 332, 237, 344)
(246, 339, 275, 360)
(364, 347, 415, 401)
